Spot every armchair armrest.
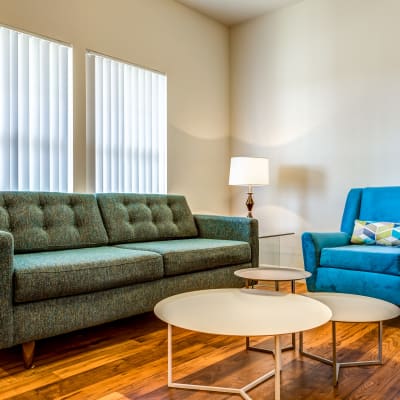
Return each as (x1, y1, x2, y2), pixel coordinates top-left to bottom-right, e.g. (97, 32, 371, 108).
(0, 230, 14, 348)
(302, 231, 350, 290)
(194, 215, 259, 268)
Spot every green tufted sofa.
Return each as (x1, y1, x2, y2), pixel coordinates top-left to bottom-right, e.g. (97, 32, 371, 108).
(0, 191, 258, 367)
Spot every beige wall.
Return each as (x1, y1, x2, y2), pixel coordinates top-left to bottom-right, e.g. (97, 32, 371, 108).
(4, 0, 399, 264)
(231, 0, 400, 265)
(0, 0, 231, 214)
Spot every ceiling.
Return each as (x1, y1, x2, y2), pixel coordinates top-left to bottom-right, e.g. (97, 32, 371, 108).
(177, 0, 303, 26)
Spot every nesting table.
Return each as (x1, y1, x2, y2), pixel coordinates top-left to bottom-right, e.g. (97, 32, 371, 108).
(234, 265, 311, 293)
(234, 265, 311, 353)
(154, 288, 332, 400)
(299, 292, 400, 385)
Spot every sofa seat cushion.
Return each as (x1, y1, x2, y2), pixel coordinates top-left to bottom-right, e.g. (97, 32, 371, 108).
(115, 238, 251, 276)
(320, 245, 400, 276)
(14, 247, 163, 303)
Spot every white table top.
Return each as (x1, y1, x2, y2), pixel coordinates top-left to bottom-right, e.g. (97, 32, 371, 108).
(234, 266, 311, 281)
(303, 292, 400, 323)
(154, 288, 332, 337)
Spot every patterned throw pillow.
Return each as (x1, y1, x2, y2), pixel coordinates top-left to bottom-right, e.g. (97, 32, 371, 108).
(351, 220, 400, 246)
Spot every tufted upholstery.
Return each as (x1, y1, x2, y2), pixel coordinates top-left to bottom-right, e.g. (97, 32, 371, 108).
(0, 192, 108, 253)
(96, 193, 198, 244)
(0, 191, 258, 356)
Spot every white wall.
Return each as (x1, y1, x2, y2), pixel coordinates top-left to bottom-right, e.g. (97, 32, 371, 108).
(231, 0, 400, 266)
(0, 0, 231, 214)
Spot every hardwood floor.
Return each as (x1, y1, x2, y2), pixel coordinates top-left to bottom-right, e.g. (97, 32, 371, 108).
(1, 283, 399, 400)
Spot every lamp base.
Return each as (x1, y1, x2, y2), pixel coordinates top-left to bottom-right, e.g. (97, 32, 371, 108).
(246, 192, 254, 218)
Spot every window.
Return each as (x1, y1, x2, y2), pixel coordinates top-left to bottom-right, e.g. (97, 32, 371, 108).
(86, 52, 167, 194)
(0, 26, 73, 192)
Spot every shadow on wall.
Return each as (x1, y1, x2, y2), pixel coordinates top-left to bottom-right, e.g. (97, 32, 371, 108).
(229, 139, 328, 267)
(277, 165, 326, 191)
(167, 125, 230, 215)
(276, 165, 326, 225)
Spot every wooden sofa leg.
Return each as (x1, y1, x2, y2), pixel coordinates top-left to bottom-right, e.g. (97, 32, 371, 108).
(22, 341, 35, 368)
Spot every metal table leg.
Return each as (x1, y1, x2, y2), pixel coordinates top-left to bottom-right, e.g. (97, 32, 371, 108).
(167, 324, 276, 399)
(246, 279, 296, 354)
(299, 321, 383, 386)
(274, 335, 281, 400)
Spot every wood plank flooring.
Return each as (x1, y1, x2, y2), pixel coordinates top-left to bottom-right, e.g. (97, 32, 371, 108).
(0, 283, 399, 399)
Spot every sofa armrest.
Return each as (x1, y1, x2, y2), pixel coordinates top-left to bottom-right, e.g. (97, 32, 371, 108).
(301, 231, 350, 290)
(194, 215, 259, 268)
(0, 230, 14, 348)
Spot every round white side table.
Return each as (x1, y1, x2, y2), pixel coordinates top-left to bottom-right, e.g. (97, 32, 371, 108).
(234, 265, 311, 293)
(235, 265, 311, 353)
(299, 292, 400, 385)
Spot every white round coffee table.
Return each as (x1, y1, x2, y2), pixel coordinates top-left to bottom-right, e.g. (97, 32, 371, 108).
(235, 266, 312, 353)
(299, 292, 400, 385)
(154, 288, 332, 400)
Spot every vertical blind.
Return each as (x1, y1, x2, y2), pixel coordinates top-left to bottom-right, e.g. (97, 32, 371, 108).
(86, 52, 167, 194)
(0, 26, 73, 192)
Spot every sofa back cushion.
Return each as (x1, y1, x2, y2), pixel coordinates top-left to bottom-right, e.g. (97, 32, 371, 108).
(0, 192, 108, 253)
(341, 186, 400, 235)
(96, 193, 198, 244)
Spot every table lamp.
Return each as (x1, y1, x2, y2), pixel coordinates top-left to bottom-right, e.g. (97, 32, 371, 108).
(229, 156, 269, 218)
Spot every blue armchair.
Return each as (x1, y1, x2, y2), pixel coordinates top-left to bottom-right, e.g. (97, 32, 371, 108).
(302, 186, 400, 304)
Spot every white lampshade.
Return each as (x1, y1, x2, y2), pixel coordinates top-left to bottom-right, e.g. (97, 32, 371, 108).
(229, 157, 269, 186)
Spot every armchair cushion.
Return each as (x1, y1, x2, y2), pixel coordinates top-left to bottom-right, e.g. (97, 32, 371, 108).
(320, 245, 400, 276)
